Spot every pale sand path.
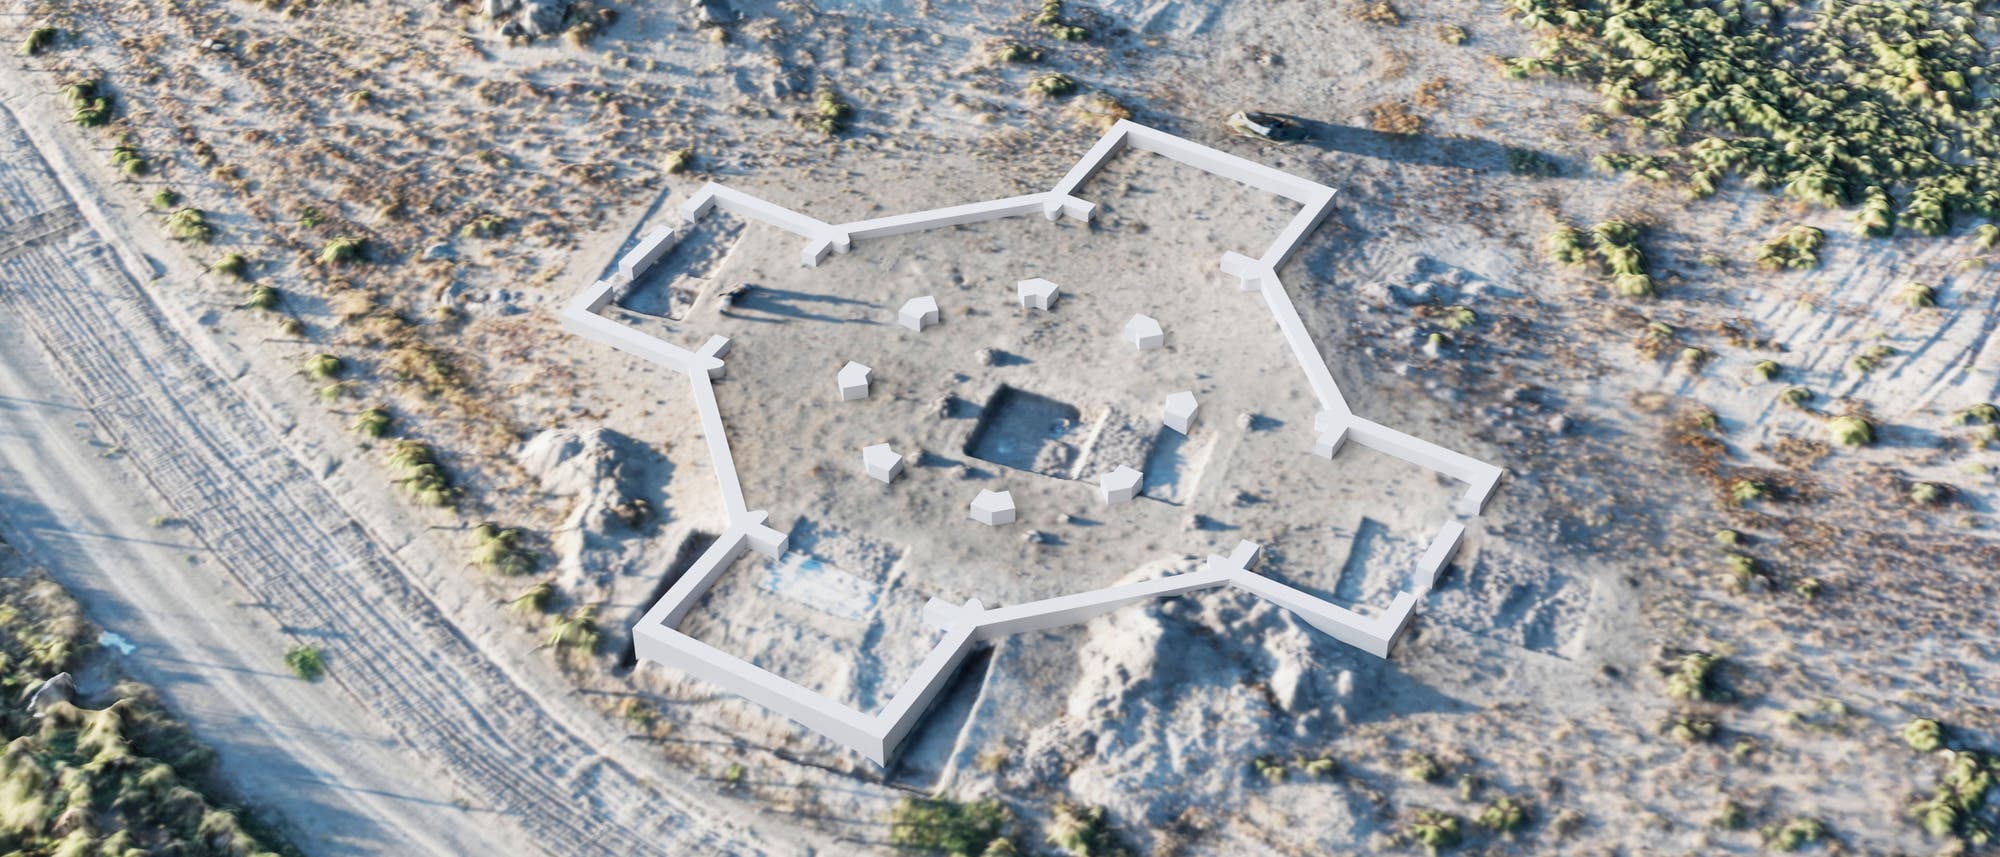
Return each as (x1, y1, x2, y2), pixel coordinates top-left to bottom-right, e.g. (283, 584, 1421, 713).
(0, 94, 769, 855)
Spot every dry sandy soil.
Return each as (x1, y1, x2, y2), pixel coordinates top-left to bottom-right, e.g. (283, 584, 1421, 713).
(2, 0, 1997, 854)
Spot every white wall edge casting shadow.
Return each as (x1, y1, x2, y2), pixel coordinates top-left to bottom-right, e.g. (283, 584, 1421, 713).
(571, 120, 1505, 765)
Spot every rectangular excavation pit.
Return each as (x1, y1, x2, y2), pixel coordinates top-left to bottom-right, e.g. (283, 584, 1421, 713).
(614, 217, 745, 321)
(963, 385, 1084, 478)
(1140, 427, 1213, 505)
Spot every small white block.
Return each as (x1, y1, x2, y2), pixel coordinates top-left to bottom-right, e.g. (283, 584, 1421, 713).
(863, 443, 904, 483)
(1098, 465, 1142, 504)
(1017, 278, 1061, 311)
(899, 296, 940, 332)
(1124, 314, 1164, 350)
(838, 361, 872, 401)
(1163, 391, 1198, 434)
(969, 489, 1015, 526)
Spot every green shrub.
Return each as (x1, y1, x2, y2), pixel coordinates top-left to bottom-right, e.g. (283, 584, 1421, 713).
(508, 581, 556, 616)
(1475, 796, 1530, 835)
(317, 236, 365, 265)
(277, 316, 305, 337)
(1405, 809, 1462, 851)
(317, 381, 357, 403)
(1713, 799, 1748, 830)
(1828, 415, 1873, 446)
(1506, 147, 1557, 177)
(1036, 0, 1089, 39)
(1028, 73, 1076, 97)
(20, 26, 57, 56)
(1901, 282, 1936, 309)
(544, 608, 600, 652)
(1543, 226, 1590, 267)
(993, 42, 1040, 63)
(1728, 479, 1766, 506)
(1751, 360, 1780, 382)
(1664, 652, 1720, 701)
(1977, 224, 1999, 250)
(388, 441, 457, 508)
(63, 80, 114, 127)
(1954, 404, 2000, 426)
(283, 645, 325, 681)
(1903, 719, 1945, 753)
(1756, 225, 1824, 271)
(351, 406, 392, 438)
(110, 145, 148, 176)
(1760, 817, 1825, 852)
(242, 284, 278, 310)
(1909, 482, 1947, 506)
(806, 88, 851, 136)
(212, 252, 249, 279)
(663, 148, 694, 174)
(1779, 386, 1813, 407)
(303, 353, 344, 380)
(165, 207, 212, 243)
(888, 797, 1011, 857)
(460, 214, 506, 239)
(472, 522, 537, 575)
(151, 188, 180, 209)
(1401, 750, 1442, 782)
(1723, 552, 1757, 578)
(1849, 344, 1893, 375)
(1045, 803, 1118, 857)
(1253, 756, 1287, 784)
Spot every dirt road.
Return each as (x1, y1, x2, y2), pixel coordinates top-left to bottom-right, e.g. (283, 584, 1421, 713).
(0, 97, 764, 855)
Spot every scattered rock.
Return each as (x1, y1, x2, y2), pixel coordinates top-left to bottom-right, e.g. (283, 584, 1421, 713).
(26, 672, 76, 716)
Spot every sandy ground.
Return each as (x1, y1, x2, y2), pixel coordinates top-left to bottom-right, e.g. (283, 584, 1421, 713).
(0, 96, 774, 854)
(1, 0, 1997, 854)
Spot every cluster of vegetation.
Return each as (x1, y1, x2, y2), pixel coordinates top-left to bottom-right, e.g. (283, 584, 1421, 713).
(109, 143, 149, 178)
(888, 796, 1015, 857)
(1755, 225, 1825, 271)
(1500, 0, 2000, 238)
(470, 522, 537, 576)
(19, 25, 57, 56)
(165, 208, 213, 244)
(351, 406, 393, 438)
(459, 214, 506, 240)
(61, 79, 114, 128)
(315, 236, 366, 266)
(1545, 219, 1655, 296)
(212, 253, 250, 281)
(1827, 413, 1875, 447)
(1353, 0, 1403, 26)
(0, 574, 298, 856)
(1034, 0, 1088, 41)
(1907, 736, 1997, 844)
(804, 88, 851, 136)
(1045, 803, 1126, 857)
(282, 644, 325, 681)
(1028, 73, 1076, 97)
(1506, 147, 1558, 177)
(388, 440, 457, 508)
(1251, 753, 1336, 784)
(1662, 651, 1724, 702)
(992, 41, 1041, 64)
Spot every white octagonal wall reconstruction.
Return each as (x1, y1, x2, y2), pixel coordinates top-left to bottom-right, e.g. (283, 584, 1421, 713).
(561, 121, 1504, 766)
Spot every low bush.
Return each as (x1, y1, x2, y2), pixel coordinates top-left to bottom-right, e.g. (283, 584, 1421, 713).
(317, 236, 366, 265)
(303, 353, 344, 380)
(19, 26, 57, 56)
(351, 406, 392, 438)
(213, 252, 249, 279)
(1756, 225, 1825, 271)
(888, 797, 1012, 857)
(1828, 415, 1873, 446)
(283, 645, 325, 681)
